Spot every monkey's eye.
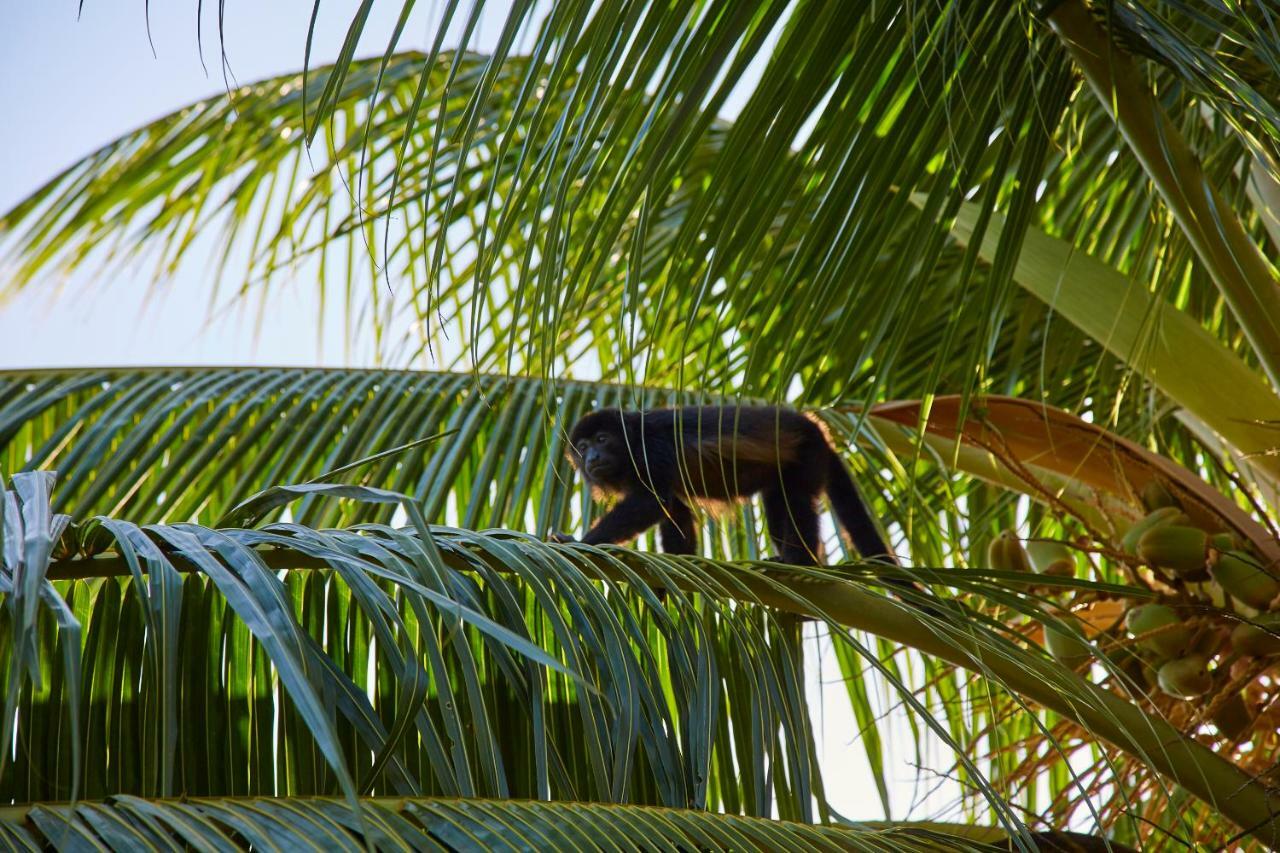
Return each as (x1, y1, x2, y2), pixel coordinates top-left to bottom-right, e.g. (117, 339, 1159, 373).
(595, 433, 609, 444)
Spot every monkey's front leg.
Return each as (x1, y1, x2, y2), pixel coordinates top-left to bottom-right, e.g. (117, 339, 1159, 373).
(658, 499, 696, 555)
(581, 492, 665, 545)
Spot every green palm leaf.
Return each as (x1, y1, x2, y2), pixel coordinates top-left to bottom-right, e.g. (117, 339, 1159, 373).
(8, 471, 830, 819)
(7, 465, 1280, 846)
(0, 13, 1080, 399)
(6, 11, 1278, 414)
(0, 795, 1046, 851)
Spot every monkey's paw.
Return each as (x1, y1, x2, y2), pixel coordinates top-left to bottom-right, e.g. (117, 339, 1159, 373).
(547, 531, 578, 544)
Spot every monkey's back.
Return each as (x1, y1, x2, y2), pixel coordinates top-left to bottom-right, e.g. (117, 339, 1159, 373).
(644, 406, 832, 501)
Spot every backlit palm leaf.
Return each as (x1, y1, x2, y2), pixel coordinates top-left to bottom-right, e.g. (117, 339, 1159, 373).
(6, 6, 1279, 416)
(0, 10, 1081, 401)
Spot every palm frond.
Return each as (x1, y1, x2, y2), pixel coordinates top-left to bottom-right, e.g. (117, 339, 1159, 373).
(1046, 1, 1280, 386)
(0, 7, 1083, 402)
(4, 3, 1278, 406)
(6, 28, 1276, 429)
(0, 795, 1025, 852)
(7, 3, 1280, 846)
(1084, 0, 1280, 172)
(938, 203, 1280, 483)
(4, 364, 1266, 579)
(0, 368, 682, 534)
(9, 467, 1280, 846)
(6, 473, 826, 820)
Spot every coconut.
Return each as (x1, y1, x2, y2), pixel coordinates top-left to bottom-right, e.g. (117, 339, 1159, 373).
(1124, 603, 1190, 659)
(1137, 525, 1209, 576)
(1026, 540, 1076, 577)
(1211, 691, 1253, 741)
(1212, 551, 1280, 610)
(1140, 480, 1179, 512)
(1230, 615, 1280, 657)
(987, 530, 1030, 573)
(1120, 507, 1188, 555)
(1156, 655, 1212, 699)
(1043, 624, 1092, 667)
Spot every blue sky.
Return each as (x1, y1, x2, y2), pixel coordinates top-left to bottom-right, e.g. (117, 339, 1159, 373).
(0, 3, 511, 368)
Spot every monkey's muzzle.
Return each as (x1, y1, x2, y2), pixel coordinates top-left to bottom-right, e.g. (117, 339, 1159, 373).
(583, 450, 616, 482)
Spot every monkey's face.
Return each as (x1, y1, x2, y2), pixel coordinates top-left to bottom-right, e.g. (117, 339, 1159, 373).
(568, 410, 633, 489)
(572, 428, 626, 486)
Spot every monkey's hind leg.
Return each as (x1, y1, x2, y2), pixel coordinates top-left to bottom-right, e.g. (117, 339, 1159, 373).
(762, 484, 822, 566)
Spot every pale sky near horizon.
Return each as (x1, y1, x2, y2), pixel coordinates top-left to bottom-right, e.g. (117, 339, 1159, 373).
(0, 3, 974, 824)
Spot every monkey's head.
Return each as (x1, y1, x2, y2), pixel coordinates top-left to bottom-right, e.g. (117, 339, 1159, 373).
(566, 409, 635, 490)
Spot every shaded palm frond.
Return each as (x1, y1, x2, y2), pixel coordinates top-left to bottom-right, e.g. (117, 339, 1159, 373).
(9, 470, 1280, 847)
(3, 364, 1263, 569)
(3, 471, 1063, 834)
(6, 472, 828, 820)
(0, 795, 1035, 852)
(0, 366, 885, 546)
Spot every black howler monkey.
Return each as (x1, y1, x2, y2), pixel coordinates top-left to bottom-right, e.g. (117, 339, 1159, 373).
(557, 405, 898, 568)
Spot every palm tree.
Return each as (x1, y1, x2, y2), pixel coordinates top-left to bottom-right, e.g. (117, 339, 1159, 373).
(4, 1, 1280, 848)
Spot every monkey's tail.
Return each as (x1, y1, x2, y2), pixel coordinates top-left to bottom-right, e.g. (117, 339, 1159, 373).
(825, 450, 898, 564)
(825, 450, 947, 613)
